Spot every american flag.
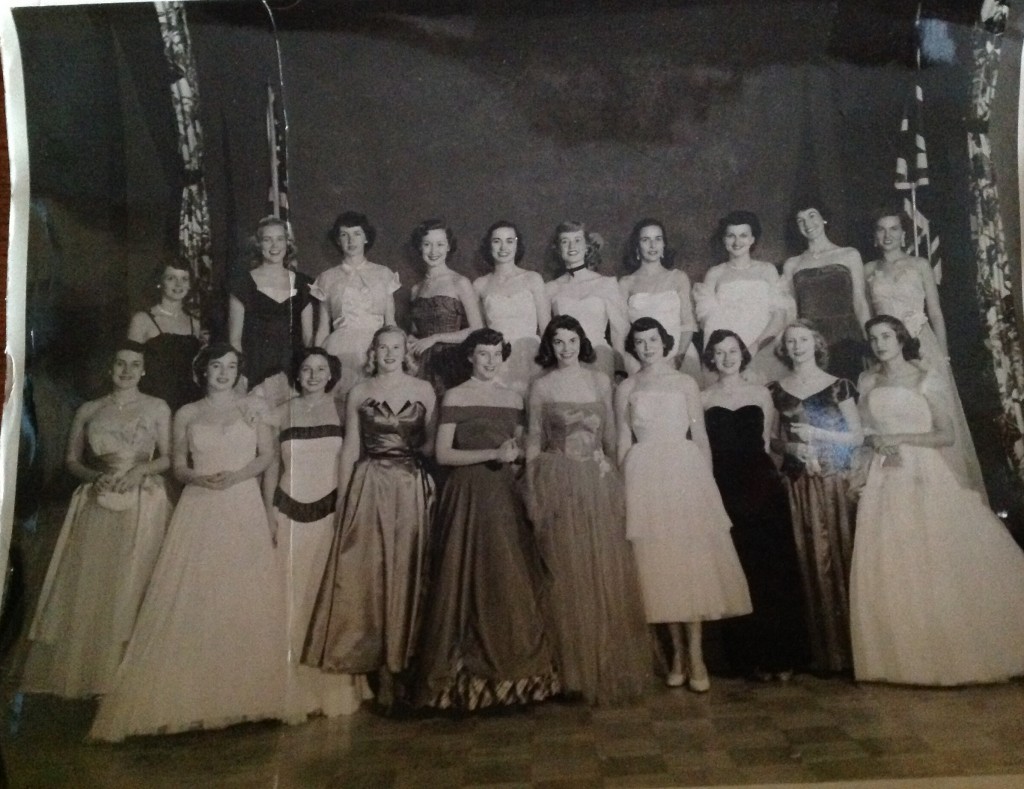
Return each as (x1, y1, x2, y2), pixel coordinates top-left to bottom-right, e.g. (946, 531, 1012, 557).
(894, 77, 941, 281)
(267, 83, 289, 220)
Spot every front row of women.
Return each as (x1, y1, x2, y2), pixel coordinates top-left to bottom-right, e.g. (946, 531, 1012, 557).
(23, 314, 1024, 742)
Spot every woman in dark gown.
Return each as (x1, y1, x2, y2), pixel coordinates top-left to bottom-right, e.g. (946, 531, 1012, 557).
(128, 261, 203, 414)
(303, 326, 437, 707)
(415, 328, 559, 710)
(229, 216, 316, 405)
(408, 219, 483, 399)
(768, 320, 863, 675)
(781, 202, 871, 383)
(701, 329, 808, 680)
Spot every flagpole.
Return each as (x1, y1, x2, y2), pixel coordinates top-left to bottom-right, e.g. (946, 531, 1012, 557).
(267, 83, 280, 219)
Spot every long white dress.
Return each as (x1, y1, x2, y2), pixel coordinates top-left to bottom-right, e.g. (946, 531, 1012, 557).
(23, 413, 170, 698)
(850, 375, 1024, 685)
(624, 389, 751, 622)
(625, 291, 703, 380)
(481, 289, 541, 394)
(865, 259, 986, 500)
(90, 418, 293, 741)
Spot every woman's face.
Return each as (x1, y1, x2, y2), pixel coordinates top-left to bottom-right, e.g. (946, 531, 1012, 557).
(637, 225, 665, 264)
(337, 225, 367, 259)
(374, 331, 407, 374)
(795, 208, 826, 241)
(868, 322, 903, 363)
(420, 228, 450, 268)
(205, 352, 239, 393)
(632, 328, 665, 367)
(784, 326, 817, 366)
(111, 350, 145, 390)
(299, 354, 332, 395)
(723, 224, 755, 258)
(875, 216, 905, 254)
(712, 335, 744, 376)
(259, 223, 288, 265)
(470, 343, 504, 381)
(159, 266, 191, 302)
(490, 227, 518, 266)
(558, 230, 587, 267)
(551, 328, 581, 367)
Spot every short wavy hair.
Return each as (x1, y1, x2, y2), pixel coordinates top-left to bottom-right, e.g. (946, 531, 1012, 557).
(330, 210, 376, 252)
(193, 342, 244, 389)
(252, 216, 298, 269)
(363, 325, 417, 376)
(625, 317, 675, 362)
(872, 206, 913, 239)
(774, 319, 829, 371)
(411, 218, 457, 262)
(290, 346, 342, 393)
(536, 314, 597, 368)
(459, 327, 511, 364)
(480, 220, 526, 266)
(551, 220, 603, 271)
(716, 210, 762, 246)
(110, 340, 147, 369)
(865, 314, 922, 361)
(702, 329, 752, 372)
(623, 218, 675, 273)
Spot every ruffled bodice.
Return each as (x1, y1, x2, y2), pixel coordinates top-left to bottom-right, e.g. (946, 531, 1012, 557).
(311, 261, 399, 332)
(87, 412, 160, 474)
(482, 289, 537, 341)
(540, 401, 606, 460)
(866, 261, 929, 337)
(188, 419, 257, 474)
(411, 295, 466, 337)
(358, 399, 427, 459)
(552, 294, 611, 348)
(629, 389, 690, 443)
(626, 291, 684, 341)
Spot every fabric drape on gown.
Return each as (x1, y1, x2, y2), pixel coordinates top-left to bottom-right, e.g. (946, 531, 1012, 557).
(415, 405, 558, 710)
(303, 399, 435, 675)
(792, 265, 866, 384)
(411, 295, 470, 400)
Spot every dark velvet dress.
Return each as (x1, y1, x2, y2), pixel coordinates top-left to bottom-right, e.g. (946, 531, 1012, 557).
(415, 405, 559, 710)
(138, 311, 202, 414)
(229, 269, 315, 389)
(792, 264, 865, 384)
(303, 399, 435, 676)
(705, 405, 809, 675)
(768, 378, 858, 674)
(410, 295, 470, 399)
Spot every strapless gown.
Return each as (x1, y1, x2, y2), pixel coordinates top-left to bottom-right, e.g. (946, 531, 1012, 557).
(792, 264, 866, 384)
(850, 379, 1024, 685)
(481, 289, 542, 394)
(411, 295, 470, 399)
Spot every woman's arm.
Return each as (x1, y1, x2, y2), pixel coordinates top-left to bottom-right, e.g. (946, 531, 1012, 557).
(683, 375, 713, 467)
(65, 402, 102, 484)
(112, 402, 173, 492)
(206, 419, 275, 490)
(525, 379, 545, 463)
(338, 389, 363, 494)
(127, 311, 157, 344)
(916, 257, 949, 356)
(261, 408, 283, 517)
(605, 279, 630, 366)
(300, 303, 315, 348)
(614, 378, 635, 467)
(675, 270, 695, 357)
(417, 380, 438, 458)
(529, 272, 552, 333)
(598, 373, 616, 458)
(228, 295, 245, 351)
(759, 387, 776, 452)
(172, 405, 200, 485)
(314, 301, 331, 347)
(869, 384, 954, 451)
(841, 249, 872, 335)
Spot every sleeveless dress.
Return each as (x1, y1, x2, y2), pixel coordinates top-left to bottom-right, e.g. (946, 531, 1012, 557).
(623, 390, 751, 622)
(851, 378, 1024, 685)
(273, 421, 358, 718)
(693, 277, 791, 383)
(23, 412, 170, 698)
(138, 312, 202, 414)
(865, 260, 986, 500)
(522, 401, 650, 704)
(792, 264, 865, 383)
(410, 295, 470, 399)
(311, 261, 399, 400)
(481, 289, 542, 394)
(229, 268, 316, 390)
(551, 278, 624, 381)
(625, 291, 703, 380)
(90, 417, 291, 740)
(303, 399, 435, 676)
(415, 405, 559, 710)
(705, 405, 809, 675)
(769, 378, 858, 674)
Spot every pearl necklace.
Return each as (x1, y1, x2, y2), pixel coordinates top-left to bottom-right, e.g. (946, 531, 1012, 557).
(108, 393, 141, 411)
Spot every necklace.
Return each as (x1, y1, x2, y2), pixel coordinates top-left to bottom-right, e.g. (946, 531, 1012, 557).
(153, 304, 183, 318)
(109, 393, 141, 411)
(727, 258, 754, 271)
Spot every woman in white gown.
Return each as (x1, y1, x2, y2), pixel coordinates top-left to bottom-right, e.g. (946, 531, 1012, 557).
(864, 209, 986, 500)
(694, 211, 793, 383)
(23, 343, 170, 698)
(851, 316, 1024, 686)
(263, 347, 360, 719)
(91, 344, 293, 740)
(615, 318, 751, 692)
(473, 221, 549, 394)
(619, 219, 701, 379)
(546, 221, 629, 381)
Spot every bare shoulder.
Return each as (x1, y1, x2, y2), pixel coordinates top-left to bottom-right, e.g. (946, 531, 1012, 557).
(472, 273, 492, 295)
(141, 394, 172, 419)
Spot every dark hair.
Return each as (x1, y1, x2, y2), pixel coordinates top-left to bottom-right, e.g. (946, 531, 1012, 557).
(624, 218, 675, 272)
(791, 198, 833, 224)
(460, 327, 511, 363)
(290, 347, 342, 393)
(625, 317, 675, 361)
(865, 315, 922, 361)
(774, 319, 829, 370)
(364, 325, 417, 376)
(411, 219, 457, 262)
(551, 220, 603, 271)
(252, 215, 298, 269)
(536, 314, 597, 368)
(702, 329, 753, 372)
(873, 207, 913, 238)
(480, 220, 526, 266)
(716, 210, 762, 245)
(110, 340, 147, 368)
(330, 211, 376, 252)
(193, 342, 244, 389)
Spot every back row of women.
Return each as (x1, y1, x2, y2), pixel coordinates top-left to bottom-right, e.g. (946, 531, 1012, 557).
(21, 207, 1024, 741)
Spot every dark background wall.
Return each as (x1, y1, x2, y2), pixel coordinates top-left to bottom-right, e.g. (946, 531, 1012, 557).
(11, 0, 1023, 510)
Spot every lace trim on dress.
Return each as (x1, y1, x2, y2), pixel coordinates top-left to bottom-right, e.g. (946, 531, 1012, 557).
(421, 659, 561, 711)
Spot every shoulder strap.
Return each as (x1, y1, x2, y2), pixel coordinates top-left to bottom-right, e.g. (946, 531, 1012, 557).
(146, 310, 162, 334)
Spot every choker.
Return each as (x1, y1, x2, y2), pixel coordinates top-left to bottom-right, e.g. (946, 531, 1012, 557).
(565, 263, 588, 277)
